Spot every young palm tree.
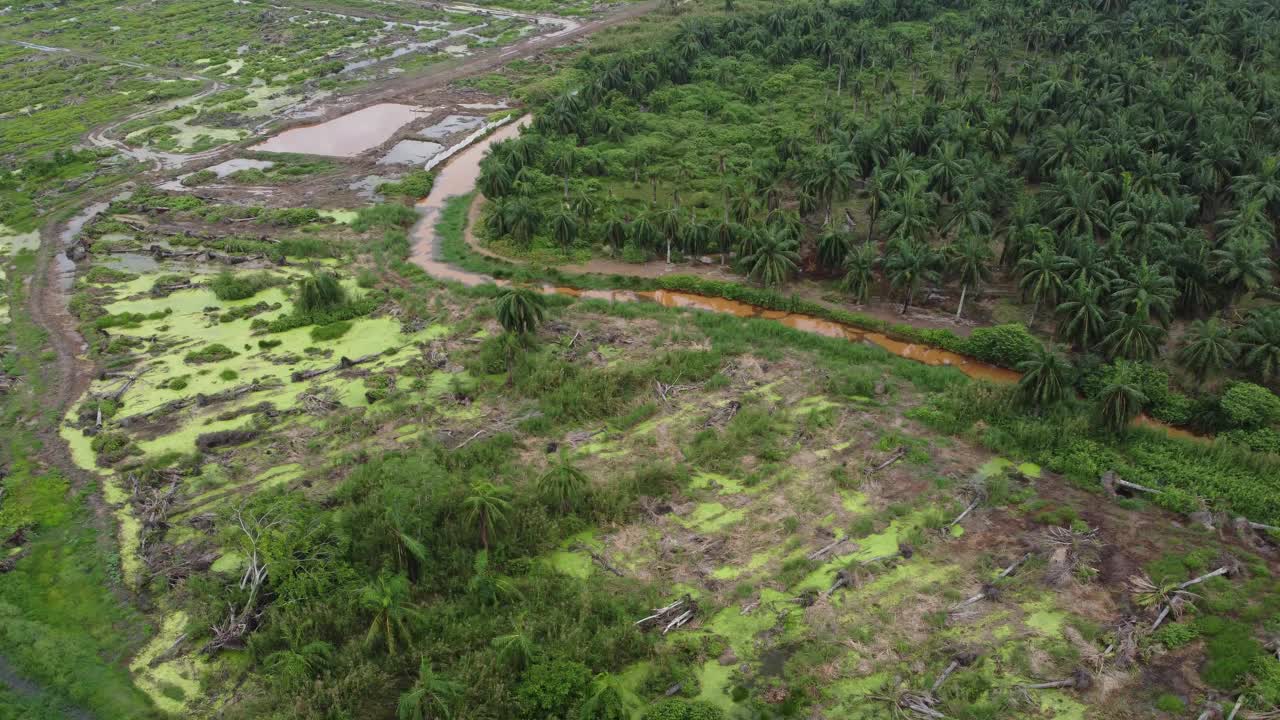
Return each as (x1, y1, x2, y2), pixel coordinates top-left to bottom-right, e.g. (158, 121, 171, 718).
(549, 204, 578, 251)
(493, 287, 546, 336)
(602, 205, 628, 253)
(490, 616, 537, 672)
(946, 232, 993, 320)
(884, 238, 940, 314)
(1017, 344, 1073, 409)
(1097, 372, 1148, 435)
(1176, 318, 1239, 384)
(461, 481, 511, 551)
(297, 271, 347, 314)
(841, 242, 879, 304)
(397, 658, 462, 720)
(740, 225, 800, 287)
(816, 225, 852, 273)
(1016, 245, 1068, 324)
(630, 211, 659, 253)
(537, 451, 589, 514)
(360, 573, 420, 655)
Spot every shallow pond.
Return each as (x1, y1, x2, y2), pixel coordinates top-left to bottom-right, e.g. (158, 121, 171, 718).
(251, 103, 431, 157)
(377, 139, 445, 165)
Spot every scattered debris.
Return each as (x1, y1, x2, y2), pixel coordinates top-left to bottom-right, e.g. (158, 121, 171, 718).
(635, 595, 698, 635)
(868, 446, 906, 474)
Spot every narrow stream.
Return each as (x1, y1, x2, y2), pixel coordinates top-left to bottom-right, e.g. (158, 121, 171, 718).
(406, 118, 1199, 439)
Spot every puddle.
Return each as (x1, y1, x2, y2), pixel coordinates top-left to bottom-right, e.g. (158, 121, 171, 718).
(377, 139, 445, 166)
(250, 103, 431, 157)
(199, 158, 275, 178)
(348, 174, 396, 200)
(418, 114, 485, 140)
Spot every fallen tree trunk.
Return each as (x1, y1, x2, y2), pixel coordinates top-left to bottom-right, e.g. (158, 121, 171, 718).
(868, 446, 906, 474)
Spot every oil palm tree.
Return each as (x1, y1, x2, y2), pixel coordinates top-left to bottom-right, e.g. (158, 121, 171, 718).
(1054, 278, 1107, 351)
(361, 573, 420, 655)
(491, 616, 537, 672)
(1017, 344, 1073, 409)
(1097, 372, 1148, 436)
(549, 204, 578, 251)
(740, 225, 800, 287)
(1016, 245, 1068, 324)
(1176, 318, 1239, 384)
(494, 287, 545, 336)
(816, 225, 852, 273)
(1237, 310, 1280, 383)
(946, 232, 992, 320)
(1102, 313, 1165, 361)
(841, 242, 879, 304)
(397, 658, 462, 720)
(1111, 260, 1176, 328)
(462, 481, 511, 551)
(1211, 236, 1274, 305)
(884, 238, 940, 314)
(537, 451, 589, 514)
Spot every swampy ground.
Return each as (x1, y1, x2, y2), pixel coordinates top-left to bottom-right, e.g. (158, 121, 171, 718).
(4, 0, 1280, 718)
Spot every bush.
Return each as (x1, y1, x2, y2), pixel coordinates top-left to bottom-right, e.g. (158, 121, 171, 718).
(641, 699, 724, 720)
(1199, 617, 1262, 690)
(377, 170, 435, 199)
(184, 343, 238, 364)
(1220, 382, 1280, 429)
(352, 203, 418, 232)
(961, 324, 1040, 368)
(517, 659, 591, 717)
(1152, 622, 1199, 649)
(296, 272, 348, 314)
(1154, 693, 1185, 713)
(310, 320, 353, 342)
(208, 271, 279, 301)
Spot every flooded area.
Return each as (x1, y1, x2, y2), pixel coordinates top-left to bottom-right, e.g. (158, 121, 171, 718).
(378, 139, 445, 165)
(199, 158, 275, 177)
(251, 103, 432, 157)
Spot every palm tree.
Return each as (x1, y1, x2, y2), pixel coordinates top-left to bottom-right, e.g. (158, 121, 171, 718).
(1017, 344, 1072, 409)
(1102, 313, 1165, 361)
(1211, 237, 1274, 305)
(841, 242, 879, 304)
(740, 225, 800, 287)
(397, 658, 462, 720)
(630, 211, 659, 253)
(537, 451, 589, 514)
(884, 238, 940, 314)
(1237, 310, 1280, 384)
(805, 145, 857, 225)
(816, 226, 852, 273)
(1112, 260, 1176, 327)
(494, 287, 545, 336)
(1176, 318, 1239, 384)
(1016, 245, 1068, 324)
(602, 205, 628, 253)
(946, 233, 992, 320)
(1097, 373, 1148, 436)
(360, 573, 420, 655)
(297, 271, 347, 314)
(462, 481, 511, 551)
(549, 204, 578, 251)
(491, 616, 537, 672)
(1055, 279, 1108, 351)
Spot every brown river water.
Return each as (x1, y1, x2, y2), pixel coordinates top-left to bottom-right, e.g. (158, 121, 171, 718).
(406, 117, 1200, 441)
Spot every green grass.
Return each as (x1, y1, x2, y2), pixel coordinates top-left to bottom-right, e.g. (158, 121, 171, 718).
(0, 251, 158, 718)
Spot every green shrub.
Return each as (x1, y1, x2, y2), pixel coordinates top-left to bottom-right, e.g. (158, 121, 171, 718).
(377, 170, 435, 199)
(1198, 617, 1262, 690)
(219, 369, 238, 381)
(310, 320, 353, 342)
(1152, 622, 1199, 649)
(641, 699, 724, 720)
(961, 324, 1040, 368)
(352, 203, 418, 232)
(296, 272, 348, 314)
(258, 339, 283, 350)
(184, 343, 238, 364)
(1220, 382, 1280, 428)
(208, 271, 279, 301)
(517, 659, 591, 717)
(1154, 693, 1185, 713)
